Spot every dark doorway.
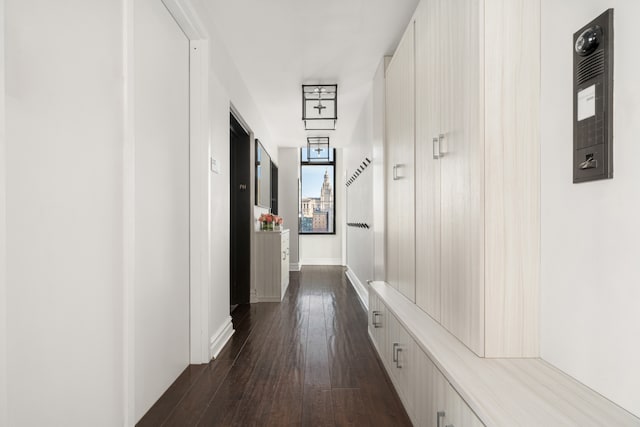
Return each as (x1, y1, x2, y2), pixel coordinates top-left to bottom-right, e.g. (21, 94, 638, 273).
(230, 113, 251, 309)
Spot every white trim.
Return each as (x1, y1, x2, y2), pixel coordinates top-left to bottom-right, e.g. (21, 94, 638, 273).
(162, 0, 210, 366)
(209, 317, 234, 359)
(249, 288, 258, 304)
(345, 267, 369, 310)
(161, 0, 208, 40)
(255, 296, 283, 303)
(0, 0, 8, 422)
(187, 38, 210, 364)
(122, 0, 136, 424)
(289, 263, 301, 272)
(301, 258, 343, 266)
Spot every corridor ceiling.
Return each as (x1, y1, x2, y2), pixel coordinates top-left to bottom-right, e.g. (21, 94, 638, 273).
(207, 0, 420, 148)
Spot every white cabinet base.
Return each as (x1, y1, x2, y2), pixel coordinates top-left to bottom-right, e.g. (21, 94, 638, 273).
(255, 230, 290, 302)
(369, 282, 640, 426)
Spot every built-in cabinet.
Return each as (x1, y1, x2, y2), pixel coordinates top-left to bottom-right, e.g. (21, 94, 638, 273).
(386, 0, 540, 357)
(255, 230, 289, 302)
(369, 290, 482, 427)
(385, 22, 415, 302)
(368, 283, 640, 426)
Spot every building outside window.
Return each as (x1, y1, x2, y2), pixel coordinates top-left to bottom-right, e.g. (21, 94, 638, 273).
(299, 148, 335, 234)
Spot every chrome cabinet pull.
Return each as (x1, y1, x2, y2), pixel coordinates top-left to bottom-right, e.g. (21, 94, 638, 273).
(437, 411, 446, 427)
(372, 311, 381, 328)
(392, 343, 399, 362)
(438, 133, 446, 157)
(392, 164, 398, 180)
(433, 137, 440, 159)
(396, 347, 403, 369)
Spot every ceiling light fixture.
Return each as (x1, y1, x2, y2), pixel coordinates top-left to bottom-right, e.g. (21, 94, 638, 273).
(302, 84, 337, 130)
(307, 136, 330, 162)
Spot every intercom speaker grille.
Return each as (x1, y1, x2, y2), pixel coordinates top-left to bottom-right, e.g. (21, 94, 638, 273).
(577, 50, 605, 85)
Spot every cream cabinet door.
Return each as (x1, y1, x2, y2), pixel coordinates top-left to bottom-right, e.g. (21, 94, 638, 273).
(368, 292, 383, 353)
(394, 317, 416, 420)
(386, 312, 415, 418)
(280, 231, 289, 294)
(414, 0, 442, 322)
(414, 347, 446, 427)
(443, 382, 484, 427)
(414, 346, 483, 427)
(438, 0, 485, 357)
(385, 20, 416, 302)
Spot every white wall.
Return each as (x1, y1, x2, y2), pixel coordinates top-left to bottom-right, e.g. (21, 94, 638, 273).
(134, 0, 190, 420)
(541, 1, 640, 416)
(343, 57, 388, 286)
(4, 0, 124, 425)
(208, 73, 233, 351)
(184, 0, 280, 351)
(299, 149, 344, 265)
(372, 59, 388, 281)
(278, 148, 300, 270)
(345, 84, 375, 285)
(2, 0, 282, 423)
(191, 0, 277, 165)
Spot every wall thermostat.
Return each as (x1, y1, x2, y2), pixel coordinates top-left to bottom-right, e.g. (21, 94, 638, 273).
(573, 9, 614, 183)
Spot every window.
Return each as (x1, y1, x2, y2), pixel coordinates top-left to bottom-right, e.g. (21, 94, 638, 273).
(300, 148, 335, 234)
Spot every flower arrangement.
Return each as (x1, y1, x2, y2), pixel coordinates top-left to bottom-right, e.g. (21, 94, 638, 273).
(259, 213, 284, 231)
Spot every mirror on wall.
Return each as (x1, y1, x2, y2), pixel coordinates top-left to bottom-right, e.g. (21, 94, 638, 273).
(271, 161, 278, 214)
(255, 139, 271, 209)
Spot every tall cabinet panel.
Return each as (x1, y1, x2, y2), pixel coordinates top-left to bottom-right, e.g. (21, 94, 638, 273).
(414, 0, 441, 321)
(439, 0, 485, 356)
(386, 0, 540, 358)
(385, 23, 416, 302)
(483, 0, 540, 357)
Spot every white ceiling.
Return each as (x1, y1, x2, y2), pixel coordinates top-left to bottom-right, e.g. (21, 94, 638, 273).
(207, 0, 420, 148)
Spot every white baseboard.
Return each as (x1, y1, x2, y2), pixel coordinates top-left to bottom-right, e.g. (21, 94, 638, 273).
(289, 262, 301, 272)
(301, 258, 343, 266)
(345, 267, 369, 310)
(209, 316, 234, 360)
(255, 296, 281, 303)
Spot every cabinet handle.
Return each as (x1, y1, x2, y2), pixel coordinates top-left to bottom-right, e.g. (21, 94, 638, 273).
(437, 411, 445, 427)
(396, 347, 403, 369)
(392, 164, 398, 180)
(438, 133, 446, 157)
(372, 311, 381, 328)
(392, 343, 399, 363)
(432, 137, 440, 159)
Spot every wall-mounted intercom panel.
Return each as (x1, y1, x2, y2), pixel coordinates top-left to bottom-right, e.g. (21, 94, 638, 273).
(573, 9, 614, 183)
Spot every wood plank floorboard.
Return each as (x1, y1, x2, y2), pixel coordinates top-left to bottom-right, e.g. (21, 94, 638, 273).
(136, 266, 411, 427)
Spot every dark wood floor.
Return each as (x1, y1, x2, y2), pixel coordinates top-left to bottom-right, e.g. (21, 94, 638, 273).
(137, 266, 412, 426)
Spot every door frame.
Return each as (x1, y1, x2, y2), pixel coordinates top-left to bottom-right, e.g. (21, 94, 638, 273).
(123, 0, 210, 424)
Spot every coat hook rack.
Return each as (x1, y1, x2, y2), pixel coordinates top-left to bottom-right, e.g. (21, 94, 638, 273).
(345, 155, 373, 187)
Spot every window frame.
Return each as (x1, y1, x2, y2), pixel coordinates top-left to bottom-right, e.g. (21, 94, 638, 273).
(299, 148, 337, 235)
